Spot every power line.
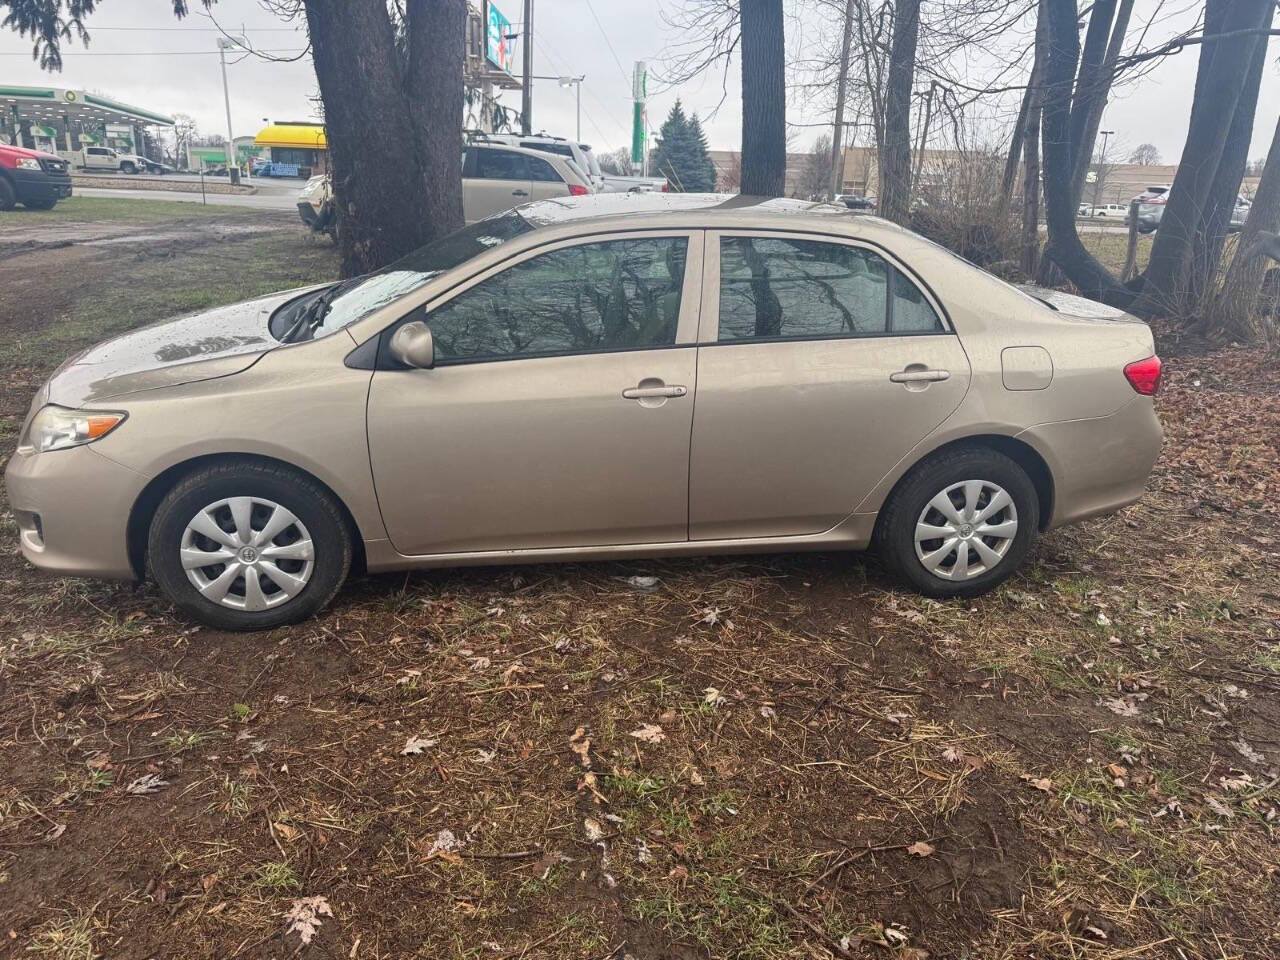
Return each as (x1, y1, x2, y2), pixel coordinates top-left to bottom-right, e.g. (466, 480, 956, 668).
(580, 0, 632, 88)
(0, 48, 308, 57)
(80, 25, 303, 32)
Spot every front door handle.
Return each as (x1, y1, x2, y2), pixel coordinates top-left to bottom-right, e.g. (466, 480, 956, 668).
(623, 384, 687, 400)
(890, 368, 951, 383)
(511, 189, 529, 197)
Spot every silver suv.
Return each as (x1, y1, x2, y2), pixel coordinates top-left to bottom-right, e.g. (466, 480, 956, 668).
(1129, 185, 1250, 233)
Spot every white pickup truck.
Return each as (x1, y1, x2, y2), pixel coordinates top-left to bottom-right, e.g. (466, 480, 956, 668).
(79, 146, 147, 174)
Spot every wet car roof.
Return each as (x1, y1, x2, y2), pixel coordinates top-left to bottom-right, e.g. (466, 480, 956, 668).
(516, 192, 880, 228)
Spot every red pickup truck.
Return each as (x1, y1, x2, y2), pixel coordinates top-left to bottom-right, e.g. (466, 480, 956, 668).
(0, 143, 73, 211)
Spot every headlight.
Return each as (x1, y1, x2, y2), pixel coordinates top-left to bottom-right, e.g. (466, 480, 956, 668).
(16, 157, 42, 171)
(21, 405, 127, 453)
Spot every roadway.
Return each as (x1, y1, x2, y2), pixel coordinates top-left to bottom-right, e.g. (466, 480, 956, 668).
(74, 180, 299, 211)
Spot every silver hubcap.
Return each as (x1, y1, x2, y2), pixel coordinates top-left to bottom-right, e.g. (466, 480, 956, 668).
(180, 496, 315, 611)
(914, 479, 1018, 581)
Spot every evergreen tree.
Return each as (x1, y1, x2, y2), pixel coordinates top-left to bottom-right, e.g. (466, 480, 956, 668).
(653, 101, 717, 192)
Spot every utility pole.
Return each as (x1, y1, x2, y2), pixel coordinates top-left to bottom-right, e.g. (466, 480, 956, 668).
(217, 37, 240, 182)
(828, 0, 854, 200)
(1094, 129, 1114, 208)
(521, 0, 534, 135)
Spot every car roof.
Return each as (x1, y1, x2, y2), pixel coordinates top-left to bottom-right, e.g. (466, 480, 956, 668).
(514, 192, 887, 231)
(467, 141, 587, 183)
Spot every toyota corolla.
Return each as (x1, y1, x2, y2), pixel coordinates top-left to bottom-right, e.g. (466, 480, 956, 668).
(5, 194, 1162, 630)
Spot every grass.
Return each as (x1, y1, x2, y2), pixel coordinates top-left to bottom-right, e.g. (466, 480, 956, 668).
(25, 912, 96, 960)
(1, 194, 264, 226)
(0, 231, 335, 371)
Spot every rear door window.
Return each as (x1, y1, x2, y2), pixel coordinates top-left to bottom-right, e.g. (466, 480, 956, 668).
(527, 156, 563, 183)
(475, 149, 530, 181)
(716, 236, 942, 341)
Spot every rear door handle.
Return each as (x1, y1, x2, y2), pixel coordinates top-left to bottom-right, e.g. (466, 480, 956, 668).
(511, 189, 529, 197)
(890, 368, 950, 383)
(623, 385, 687, 400)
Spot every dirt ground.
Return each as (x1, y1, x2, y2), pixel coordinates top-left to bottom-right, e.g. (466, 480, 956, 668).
(0, 200, 1278, 960)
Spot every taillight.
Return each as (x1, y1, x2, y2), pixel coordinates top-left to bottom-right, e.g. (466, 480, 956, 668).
(661, 182, 670, 192)
(568, 183, 589, 196)
(1123, 355, 1162, 395)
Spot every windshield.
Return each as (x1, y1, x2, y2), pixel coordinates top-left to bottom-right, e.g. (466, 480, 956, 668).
(582, 146, 603, 179)
(297, 212, 534, 341)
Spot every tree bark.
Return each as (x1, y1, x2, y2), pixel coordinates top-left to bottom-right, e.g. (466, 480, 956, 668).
(740, 0, 786, 197)
(1020, 0, 1049, 277)
(1134, 0, 1274, 318)
(304, 0, 464, 278)
(1205, 114, 1280, 338)
(1190, 1, 1273, 304)
(1039, 0, 1132, 305)
(828, 0, 855, 199)
(1068, 0, 1134, 206)
(878, 0, 921, 224)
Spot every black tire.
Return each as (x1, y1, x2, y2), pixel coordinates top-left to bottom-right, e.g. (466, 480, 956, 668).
(0, 176, 15, 212)
(148, 461, 353, 631)
(22, 196, 57, 210)
(876, 446, 1039, 600)
(121, 162, 137, 174)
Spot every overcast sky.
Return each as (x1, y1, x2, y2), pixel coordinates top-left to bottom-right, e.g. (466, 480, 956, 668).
(1, 0, 1275, 165)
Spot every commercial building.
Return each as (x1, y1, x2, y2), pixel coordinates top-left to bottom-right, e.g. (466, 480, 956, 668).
(253, 121, 327, 177)
(0, 83, 173, 159)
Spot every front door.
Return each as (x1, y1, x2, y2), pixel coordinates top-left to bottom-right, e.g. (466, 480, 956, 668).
(689, 232, 972, 540)
(367, 232, 703, 556)
(463, 147, 534, 222)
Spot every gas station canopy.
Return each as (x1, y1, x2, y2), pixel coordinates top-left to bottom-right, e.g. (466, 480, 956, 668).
(1, 84, 175, 127)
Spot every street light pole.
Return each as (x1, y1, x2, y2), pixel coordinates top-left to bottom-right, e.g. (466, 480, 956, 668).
(529, 75, 585, 142)
(1095, 129, 1114, 206)
(217, 37, 242, 181)
(521, 0, 533, 135)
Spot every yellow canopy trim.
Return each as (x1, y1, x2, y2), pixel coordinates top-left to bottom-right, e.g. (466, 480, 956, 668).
(254, 123, 327, 150)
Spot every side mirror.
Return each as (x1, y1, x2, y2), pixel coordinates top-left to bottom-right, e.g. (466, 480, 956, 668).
(388, 320, 435, 370)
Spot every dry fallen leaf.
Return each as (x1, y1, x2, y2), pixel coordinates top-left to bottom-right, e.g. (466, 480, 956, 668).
(583, 817, 604, 841)
(126, 774, 169, 796)
(400, 735, 437, 756)
(907, 840, 935, 857)
(1021, 774, 1054, 793)
(284, 895, 333, 945)
(629, 723, 666, 744)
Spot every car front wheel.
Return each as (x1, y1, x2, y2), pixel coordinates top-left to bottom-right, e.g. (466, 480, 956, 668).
(876, 447, 1039, 599)
(148, 461, 353, 630)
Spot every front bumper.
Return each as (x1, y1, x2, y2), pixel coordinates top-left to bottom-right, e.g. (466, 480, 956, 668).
(4, 444, 144, 579)
(11, 168, 73, 204)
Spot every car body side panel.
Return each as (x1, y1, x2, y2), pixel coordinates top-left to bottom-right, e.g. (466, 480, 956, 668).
(72, 334, 387, 547)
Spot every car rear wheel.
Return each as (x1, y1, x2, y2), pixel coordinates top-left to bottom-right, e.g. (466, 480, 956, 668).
(148, 461, 352, 631)
(876, 447, 1039, 599)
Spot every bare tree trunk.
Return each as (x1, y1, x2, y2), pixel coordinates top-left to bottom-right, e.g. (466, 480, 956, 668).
(304, 0, 464, 278)
(1020, 0, 1049, 277)
(1066, 0, 1116, 202)
(1134, 0, 1274, 318)
(878, 0, 921, 224)
(1204, 115, 1280, 338)
(740, 0, 787, 197)
(828, 0, 855, 200)
(1190, 1, 1273, 305)
(909, 80, 935, 202)
(1068, 0, 1135, 206)
(1000, 76, 1034, 211)
(1039, 0, 1132, 305)
(405, 0, 466, 242)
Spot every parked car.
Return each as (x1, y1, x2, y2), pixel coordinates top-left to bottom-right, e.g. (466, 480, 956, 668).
(1127, 185, 1251, 234)
(0, 143, 72, 210)
(837, 194, 875, 211)
(1089, 203, 1128, 217)
(296, 174, 333, 236)
(79, 146, 146, 174)
(7, 194, 1164, 630)
(483, 133, 668, 193)
(295, 142, 591, 232)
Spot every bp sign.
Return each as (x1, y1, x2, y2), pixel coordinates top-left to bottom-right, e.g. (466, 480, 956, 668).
(485, 2, 514, 75)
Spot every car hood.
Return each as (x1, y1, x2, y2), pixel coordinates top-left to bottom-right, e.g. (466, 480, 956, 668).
(45, 288, 316, 407)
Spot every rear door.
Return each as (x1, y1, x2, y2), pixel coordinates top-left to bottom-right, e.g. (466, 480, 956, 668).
(463, 148, 534, 222)
(688, 231, 972, 540)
